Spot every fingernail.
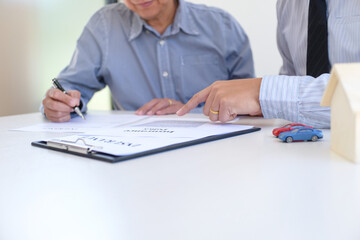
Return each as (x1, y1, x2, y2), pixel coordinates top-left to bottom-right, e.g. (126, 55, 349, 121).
(176, 109, 182, 115)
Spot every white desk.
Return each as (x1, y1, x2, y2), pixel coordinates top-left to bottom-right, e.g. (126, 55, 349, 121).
(0, 112, 359, 240)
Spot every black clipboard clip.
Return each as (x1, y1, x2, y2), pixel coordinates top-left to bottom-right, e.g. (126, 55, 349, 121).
(46, 138, 103, 155)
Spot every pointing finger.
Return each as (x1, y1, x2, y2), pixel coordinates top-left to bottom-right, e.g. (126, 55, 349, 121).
(176, 86, 211, 116)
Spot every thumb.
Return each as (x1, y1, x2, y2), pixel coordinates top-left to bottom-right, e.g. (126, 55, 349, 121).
(67, 90, 81, 107)
(67, 90, 81, 99)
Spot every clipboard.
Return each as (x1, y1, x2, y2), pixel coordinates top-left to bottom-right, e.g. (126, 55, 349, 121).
(31, 127, 261, 163)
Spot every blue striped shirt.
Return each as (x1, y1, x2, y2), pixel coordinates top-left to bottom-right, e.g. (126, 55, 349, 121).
(53, 0, 254, 113)
(260, 0, 360, 128)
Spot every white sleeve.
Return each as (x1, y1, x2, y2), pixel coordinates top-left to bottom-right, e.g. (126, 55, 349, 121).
(259, 74, 331, 129)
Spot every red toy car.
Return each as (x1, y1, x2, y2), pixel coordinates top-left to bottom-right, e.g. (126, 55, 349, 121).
(272, 123, 313, 137)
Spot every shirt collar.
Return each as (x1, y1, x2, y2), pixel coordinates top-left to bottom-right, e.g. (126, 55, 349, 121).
(128, 0, 199, 41)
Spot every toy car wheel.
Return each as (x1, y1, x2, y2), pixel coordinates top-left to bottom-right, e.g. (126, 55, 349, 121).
(311, 135, 318, 142)
(286, 137, 293, 143)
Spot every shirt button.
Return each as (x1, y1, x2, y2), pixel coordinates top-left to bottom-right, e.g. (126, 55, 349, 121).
(162, 72, 169, 77)
(159, 40, 165, 46)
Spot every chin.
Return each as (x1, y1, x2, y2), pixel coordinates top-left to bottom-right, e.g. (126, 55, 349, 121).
(138, 11, 158, 20)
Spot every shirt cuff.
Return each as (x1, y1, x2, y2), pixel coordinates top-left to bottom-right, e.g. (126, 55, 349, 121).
(259, 75, 300, 122)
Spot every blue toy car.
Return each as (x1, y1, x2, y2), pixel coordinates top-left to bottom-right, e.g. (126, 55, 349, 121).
(278, 127, 323, 143)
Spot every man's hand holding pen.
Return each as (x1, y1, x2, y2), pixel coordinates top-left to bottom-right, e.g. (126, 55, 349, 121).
(43, 79, 85, 122)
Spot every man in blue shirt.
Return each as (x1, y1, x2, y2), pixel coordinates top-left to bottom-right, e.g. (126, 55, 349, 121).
(177, 0, 360, 129)
(42, 0, 254, 122)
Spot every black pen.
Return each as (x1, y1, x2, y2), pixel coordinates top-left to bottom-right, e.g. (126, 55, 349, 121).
(52, 78, 86, 120)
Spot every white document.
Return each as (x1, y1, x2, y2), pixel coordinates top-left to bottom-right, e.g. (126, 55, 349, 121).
(38, 114, 254, 156)
(47, 134, 193, 156)
(12, 113, 149, 133)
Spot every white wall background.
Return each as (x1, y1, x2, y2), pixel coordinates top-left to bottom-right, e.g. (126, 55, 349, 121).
(0, 0, 281, 117)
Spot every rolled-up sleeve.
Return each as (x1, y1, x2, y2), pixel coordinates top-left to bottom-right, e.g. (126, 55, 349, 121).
(260, 74, 331, 128)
